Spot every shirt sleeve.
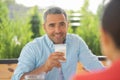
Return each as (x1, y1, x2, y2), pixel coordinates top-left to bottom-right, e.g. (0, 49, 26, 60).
(12, 42, 37, 80)
(78, 37, 104, 72)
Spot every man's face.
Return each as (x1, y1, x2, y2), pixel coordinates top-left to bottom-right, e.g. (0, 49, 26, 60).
(44, 14, 69, 44)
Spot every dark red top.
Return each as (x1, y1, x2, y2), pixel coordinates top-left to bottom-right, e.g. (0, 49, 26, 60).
(73, 59, 120, 80)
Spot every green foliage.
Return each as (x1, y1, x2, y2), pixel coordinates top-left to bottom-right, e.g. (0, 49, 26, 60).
(76, 0, 101, 55)
(0, 19, 32, 59)
(67, 10, 75, 33)
(0, 1, 32, 59)
(0, 0, 8, 23)
(30, 6, 41, 38)
(0, 0, 103, 59)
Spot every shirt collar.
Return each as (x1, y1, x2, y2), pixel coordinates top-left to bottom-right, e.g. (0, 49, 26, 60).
(45, 34, 54, 48)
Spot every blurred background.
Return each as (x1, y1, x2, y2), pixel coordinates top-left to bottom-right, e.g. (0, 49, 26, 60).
(0, 0, 109, 59)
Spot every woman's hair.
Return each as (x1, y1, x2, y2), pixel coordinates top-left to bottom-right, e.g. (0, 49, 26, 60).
(101, 0, 120, 48)
(43, 6, 67, 22)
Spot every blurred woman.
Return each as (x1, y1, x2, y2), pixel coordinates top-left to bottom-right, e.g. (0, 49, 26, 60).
(73, 0, 120, 80)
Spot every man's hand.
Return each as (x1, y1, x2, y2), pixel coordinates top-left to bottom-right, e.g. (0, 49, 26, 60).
(20, 52, 66, 80)
(44, 52, 66, 72)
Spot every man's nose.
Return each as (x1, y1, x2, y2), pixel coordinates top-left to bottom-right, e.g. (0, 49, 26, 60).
(55, 26, 61, 33)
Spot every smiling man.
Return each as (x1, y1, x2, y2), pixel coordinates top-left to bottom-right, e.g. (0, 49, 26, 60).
(12, 7, 104, 80)
(44, 14, 68, 44)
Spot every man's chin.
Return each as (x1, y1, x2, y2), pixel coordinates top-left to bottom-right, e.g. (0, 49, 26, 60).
(52, 37, 65, 44)
(53, 40, 64, 44)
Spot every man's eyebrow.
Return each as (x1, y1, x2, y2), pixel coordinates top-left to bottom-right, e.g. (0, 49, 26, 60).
(48, 22, 55, 25)
(59, 21, 66, 23)
(48, 23, 55, 26)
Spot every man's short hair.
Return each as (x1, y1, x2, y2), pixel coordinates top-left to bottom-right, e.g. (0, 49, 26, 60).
(43, 7, 67, 22)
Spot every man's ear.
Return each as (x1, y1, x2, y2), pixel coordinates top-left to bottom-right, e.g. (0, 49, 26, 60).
(43, 23, 46, 32)
(67, 21, 69, 27)
(66, 21, 69, 30)
(67, 21, 69, 25)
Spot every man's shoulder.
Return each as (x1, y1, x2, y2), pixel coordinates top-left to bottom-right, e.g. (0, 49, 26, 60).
(67, 33, 82, 40)
(25, 35, 46, 47)
(66, 33, 87, 45)
(33, 35, 46, 42)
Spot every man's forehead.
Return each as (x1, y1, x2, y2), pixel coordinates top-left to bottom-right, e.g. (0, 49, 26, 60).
(46, 21, 66, 24)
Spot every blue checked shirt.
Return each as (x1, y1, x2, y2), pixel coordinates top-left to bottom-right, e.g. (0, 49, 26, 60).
(12, 34, 104, 80)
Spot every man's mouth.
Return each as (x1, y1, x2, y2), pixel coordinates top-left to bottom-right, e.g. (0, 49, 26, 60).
(54, 33, 62, 38)
(55, 34, 61, 38)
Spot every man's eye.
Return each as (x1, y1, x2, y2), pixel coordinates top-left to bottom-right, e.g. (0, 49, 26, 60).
(60, 22, 65, 26)
(49, 24, 55, 27)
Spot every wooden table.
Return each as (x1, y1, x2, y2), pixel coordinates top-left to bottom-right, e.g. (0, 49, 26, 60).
(0, 56, 108, 80)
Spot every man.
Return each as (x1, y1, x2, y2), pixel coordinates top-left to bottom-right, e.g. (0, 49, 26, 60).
(73, 0, 120, 80)
(12, 7, 104, 80)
